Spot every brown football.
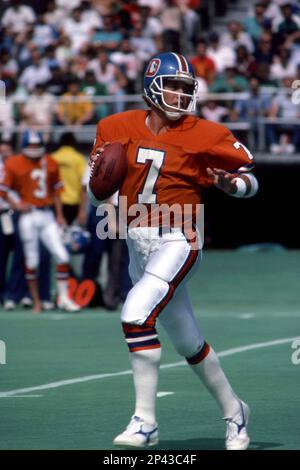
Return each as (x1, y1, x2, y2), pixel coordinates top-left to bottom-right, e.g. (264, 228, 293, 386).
(89, 142, 127, 201)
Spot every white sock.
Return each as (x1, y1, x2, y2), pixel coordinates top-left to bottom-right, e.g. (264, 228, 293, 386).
(130, 347, 161, 425)
(56, 280, 68, 298)
(189, 347, 240, 417)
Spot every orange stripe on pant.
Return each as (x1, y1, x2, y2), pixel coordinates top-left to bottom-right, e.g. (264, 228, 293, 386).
(144, 244, 199, 328)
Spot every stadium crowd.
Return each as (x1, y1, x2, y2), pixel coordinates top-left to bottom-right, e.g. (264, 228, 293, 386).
(1, 0, 300, 311)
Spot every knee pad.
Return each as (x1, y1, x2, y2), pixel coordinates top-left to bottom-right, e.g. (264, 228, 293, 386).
(121, 272, 170, 327)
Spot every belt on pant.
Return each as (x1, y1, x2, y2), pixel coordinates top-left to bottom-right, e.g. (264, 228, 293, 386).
(29, 205, 53, 212)
(127, 226, 183, 238)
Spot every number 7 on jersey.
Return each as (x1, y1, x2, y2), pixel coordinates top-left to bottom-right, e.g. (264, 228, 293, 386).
(136, 148, 165, 204)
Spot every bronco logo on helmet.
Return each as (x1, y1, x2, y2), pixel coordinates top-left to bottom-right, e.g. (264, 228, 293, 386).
(145, 58, 161, 77)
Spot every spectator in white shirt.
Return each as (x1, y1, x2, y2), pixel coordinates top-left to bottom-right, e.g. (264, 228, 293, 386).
(62, 7, 94, 53)
(221, 21, 254, 53)
(110, 39, 141, 93)
(19, 51, 51, 93)
(270, 46, 297, 80)
(207, 32, 236, 73)
(32, 14, 57, 49)
(21, 83, 55, 129)
(1, 0, 36, 34)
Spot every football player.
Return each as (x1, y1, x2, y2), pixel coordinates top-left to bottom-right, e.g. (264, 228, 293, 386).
(0, 131, 80, 314)
(88, 52, 258, 450)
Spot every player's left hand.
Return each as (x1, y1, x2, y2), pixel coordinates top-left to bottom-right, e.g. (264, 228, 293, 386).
(56, 214, 67, 226)
(206, 168, 237, 194)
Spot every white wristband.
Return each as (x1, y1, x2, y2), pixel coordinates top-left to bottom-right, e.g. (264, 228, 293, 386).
(231, 177, 247, 198)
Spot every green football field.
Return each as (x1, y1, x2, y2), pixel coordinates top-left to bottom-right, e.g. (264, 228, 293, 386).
(0, 251, 299, 450)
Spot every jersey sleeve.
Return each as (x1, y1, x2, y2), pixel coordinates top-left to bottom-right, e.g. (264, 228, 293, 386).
(205, 130, 255, 174)
(91, 116, 131, 159)
(91, 121, 106, 156)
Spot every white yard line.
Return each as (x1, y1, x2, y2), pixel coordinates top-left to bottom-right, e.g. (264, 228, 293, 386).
(0, 337, 298, 398)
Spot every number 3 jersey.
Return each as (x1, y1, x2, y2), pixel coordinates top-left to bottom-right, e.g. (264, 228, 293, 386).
(0, 154, 63, 207)
(92, 110, 255, 224)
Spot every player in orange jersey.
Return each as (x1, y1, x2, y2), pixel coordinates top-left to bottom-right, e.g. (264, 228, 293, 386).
(88, 52, 258, 450)
(0, 131, 80, 314)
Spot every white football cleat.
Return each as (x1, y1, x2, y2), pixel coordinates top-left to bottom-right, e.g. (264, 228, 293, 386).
(57, 296, 81, 312)
(4, 300, 16, 311)
(224, 401, 250, 450)
(21, 297, 33, 308)
(42, 301, 55, 311)
(113, 416, 159, 448)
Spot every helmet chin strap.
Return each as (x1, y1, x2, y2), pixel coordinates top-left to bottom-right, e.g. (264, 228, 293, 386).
(164, 111, 182, 121)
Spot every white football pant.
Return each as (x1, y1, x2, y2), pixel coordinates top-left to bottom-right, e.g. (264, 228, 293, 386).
(18, 209, 69, 270)
(121, 227, 205, 358)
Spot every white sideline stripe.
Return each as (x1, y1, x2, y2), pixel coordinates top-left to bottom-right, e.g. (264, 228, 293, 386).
(0, 395, 43, 398)
(0, 337, 298, 398)
(157, 392, 174, 398)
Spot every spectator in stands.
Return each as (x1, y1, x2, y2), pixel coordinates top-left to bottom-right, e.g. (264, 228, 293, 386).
(254, 32, 274, 65)
(267, 76, 300, 154)
(248, 0, 282, 26)
(45, 65, 69, 96)
(244, 2, 271, 44)
(91, 14, 123, 51)
(0, 48, 18, 81)
(21, 83, 55, 131)
(44, 0, 65, 29)
(81, 70, 109, 121)
(231, 76, 271, 147)
(19, 50, 51, 93)
(129, 18, 157, 66)
(221, 20, 254, 53)
(56, 78, 93, 126)
(87, 49, 127, 114)
(270, 45, 297, 80)
(62, 7, 94, 53)
(190, 38, 216, 86)
(55, 35, 75, 68)
(110, 38, 141, 94)
(275, 2, 300, 40)
(235, 44, 256, 78)
(1, 0, 36, 34)
(44, 45, 60, 71)
(200, 100, 229, 123)
(52, 132, 88, 226)
(70, 53, 90, 79)
(160, 0, 182, 52)
(32, 14, 57, 49)
(138, 5, 163, 39)
(207, 31, 236, 73)
(210, 66, 249, 93)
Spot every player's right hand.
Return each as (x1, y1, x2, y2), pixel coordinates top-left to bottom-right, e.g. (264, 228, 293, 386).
(89, 142, 110, 165)
(15, 201, 32, 213)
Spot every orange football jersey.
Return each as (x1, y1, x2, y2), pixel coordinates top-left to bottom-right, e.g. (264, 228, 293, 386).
(92, 110, 254, 225)
(0, 154, 63, 207)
